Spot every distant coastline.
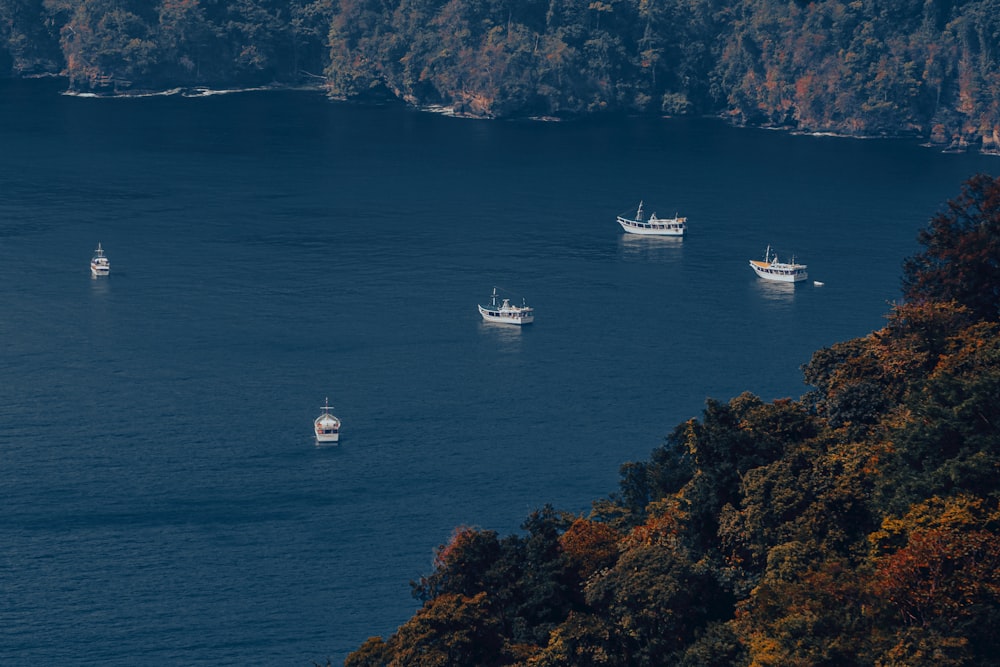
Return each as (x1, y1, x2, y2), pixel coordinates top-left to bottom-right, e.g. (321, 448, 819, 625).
(5, 0, 1000, 154)
(25, 76, 987, 156)
(4, 0, 999, 154)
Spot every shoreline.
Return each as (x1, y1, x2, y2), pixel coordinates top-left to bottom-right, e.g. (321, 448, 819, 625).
(13, 76, 997, 155)
(60, 81, 329, 99)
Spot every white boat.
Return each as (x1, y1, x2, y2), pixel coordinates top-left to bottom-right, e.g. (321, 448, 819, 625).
(749, 245, 808, 283)
(616, 201, 686, 236)
(90, 243, 110, 276)
(314, 398, 341, 443)
(478, 287, 534, 325)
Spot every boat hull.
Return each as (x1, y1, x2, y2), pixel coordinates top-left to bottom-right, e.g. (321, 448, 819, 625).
(617, 217, 685, 236)
(91, 265, 109, 276)
(315, 431, 340, 444)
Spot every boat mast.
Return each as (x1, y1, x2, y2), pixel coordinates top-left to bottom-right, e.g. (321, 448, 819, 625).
(636, 201, 644, 222)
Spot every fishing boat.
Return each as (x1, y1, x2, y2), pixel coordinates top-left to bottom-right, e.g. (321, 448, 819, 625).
(90, 243, 110, 277)
(314, 398, 341, 444)
(616, 201, 686, 236)
(749, 245, 808, 283)
(478, 287, 534, 325)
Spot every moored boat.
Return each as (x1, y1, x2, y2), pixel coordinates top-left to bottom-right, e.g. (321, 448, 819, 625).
(616, 201, 686, 236)
(90, 243, 110, 277)
(314, 398, 341, 444)
(478, 287, 534, 325)
(749, 245, 808, 283)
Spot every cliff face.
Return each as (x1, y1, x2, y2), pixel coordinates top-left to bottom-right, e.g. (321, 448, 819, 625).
(2, 0, 998, 152)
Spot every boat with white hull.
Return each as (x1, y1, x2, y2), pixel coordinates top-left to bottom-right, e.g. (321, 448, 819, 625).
(90, 243, 110, 277)
(617, 201, 686, 236)
(478, 287, 534, 325)
(314, 398, 341, 443)
(749, 245, 808, 282)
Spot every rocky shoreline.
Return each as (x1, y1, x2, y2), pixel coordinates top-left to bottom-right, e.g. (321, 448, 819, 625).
(13, 74, 999, 156)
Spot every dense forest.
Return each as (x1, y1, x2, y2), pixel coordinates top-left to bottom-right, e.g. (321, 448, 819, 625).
(340, 175, 1000, 666)
(1, 0, 999, 151)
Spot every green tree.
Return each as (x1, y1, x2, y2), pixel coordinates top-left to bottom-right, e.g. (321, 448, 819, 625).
(412, 525, 503, 602)
(389, 592, 506, 666)
(902, 174, 1000, 322)
(156, 0, 212, 80)
(58, 0, 158, 90)
(585, 536, 732, 666)
(884, 320, 1000, 505)
(0, 0, 62, 73)
(525, 612, 620, 667)
(737, 558, 877, 666)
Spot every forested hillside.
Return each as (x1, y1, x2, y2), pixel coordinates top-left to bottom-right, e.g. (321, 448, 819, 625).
(1, 0, 999, 151)
(343, 175, 1000, 666)
(0, 0, 334, 89)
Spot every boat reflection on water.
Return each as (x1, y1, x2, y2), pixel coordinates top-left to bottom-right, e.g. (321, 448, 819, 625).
(89, 274, 110, 294)
(478, 318, 525, 351)
(617, 233, 684, 264)
(753, 277, 798, 304)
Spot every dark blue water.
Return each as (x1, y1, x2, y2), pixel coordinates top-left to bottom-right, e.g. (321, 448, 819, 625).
(1, 78, 996, 665)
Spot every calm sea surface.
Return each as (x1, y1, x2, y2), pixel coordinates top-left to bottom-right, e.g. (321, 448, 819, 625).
(1, 78, 996, 665)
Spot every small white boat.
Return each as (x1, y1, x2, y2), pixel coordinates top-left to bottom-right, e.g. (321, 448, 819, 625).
(314, 398, 341, 443)
(90, 243, 110, 277)
(749, 245, 808, 283)
(478, 287, 534, 325)
(616, 201, 686, 236)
